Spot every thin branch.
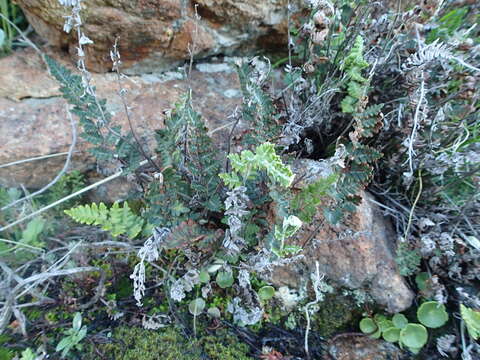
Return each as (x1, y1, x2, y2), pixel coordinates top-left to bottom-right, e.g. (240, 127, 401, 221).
(0, 170, 121, 232)
(0, 266, 102, 333)
(0, 151, 79, 169)
(2, 109, 77, 212)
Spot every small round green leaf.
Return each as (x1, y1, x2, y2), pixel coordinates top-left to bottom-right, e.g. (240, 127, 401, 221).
(383, 327, 401, 342)
(392, 314, 408, 329)
(216, 271, 234, 288)
(207, 307, 221, 318)
(359, 318, 377, 334)
(258, 286, 275, 301)
(415, 272, 430, 292)
(371, 328, 382, 339)
(189, 298, 205, 316)
(199, 270, 210, 283)
(417, 301, 449, 328)
(378, 319, 394, 332)
(400, 324, 428, 349)
(408, 347, 422, 354)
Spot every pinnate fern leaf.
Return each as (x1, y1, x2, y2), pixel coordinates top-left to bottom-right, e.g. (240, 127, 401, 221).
(65, 202, 144, 238)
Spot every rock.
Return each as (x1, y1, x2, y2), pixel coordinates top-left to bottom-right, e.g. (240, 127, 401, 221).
(327, 335, 405, 360)
(0, 48, 242, 201)
(268, 160, 414, 313)
(15, 0, 303, 73)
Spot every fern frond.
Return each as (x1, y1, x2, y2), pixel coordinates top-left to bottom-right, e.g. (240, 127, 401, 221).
(65, 202, 144, 238)
(64, 202, 109, 226)
(46, 56, 143, 171)
(162, 220, 223, 251)
(340, 36, 370, 114)
(402, 40, 452, 71)
(235, 61, 279, 145)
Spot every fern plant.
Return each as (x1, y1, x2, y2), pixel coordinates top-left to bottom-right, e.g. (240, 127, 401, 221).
(220, 142, 294, 189)
(235, 60, 280, 146)
(145, 94, 223, 227)
(219, 143, 298, 256)
(45, 56, 143, 172)
(340, 35, 370, 113)
(325, 36, 384, 223)
(291, 174, 337, 223)
(65, 202, 144, 238)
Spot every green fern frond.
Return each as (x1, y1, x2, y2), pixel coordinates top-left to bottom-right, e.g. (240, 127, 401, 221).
(46, 56, 143, 171)
(340, 36, 370, 113)
(65, 202, 144, 238)
(146, 93, 223, 227)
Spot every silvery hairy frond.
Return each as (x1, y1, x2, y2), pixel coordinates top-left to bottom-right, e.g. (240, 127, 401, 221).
(436, 334, 457, 357)
(456, 287, 480, 308)
(420, 234, 437, 256)
(142, 314, 170, 330)
(201, 282, 212, 299)
(223, 186, 249, 254)
(248, 57, 271, 85)
(238, 269, 251, 288)
(246, 248, 305, 279)
(305, 0, 335, 15)
(130, 227, 170, 306)
(402, 40, 452, 72)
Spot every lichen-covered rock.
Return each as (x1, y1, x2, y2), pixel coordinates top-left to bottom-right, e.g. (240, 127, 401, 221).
(15, 0, 302, 73)
(267, 159, 414, 313)
(328, 335, 405, 360)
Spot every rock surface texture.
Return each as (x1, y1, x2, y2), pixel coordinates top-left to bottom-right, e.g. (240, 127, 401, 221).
(328, 336, 405, 360)
(15, 0, 300, 73)
(268, 159, 414, 313)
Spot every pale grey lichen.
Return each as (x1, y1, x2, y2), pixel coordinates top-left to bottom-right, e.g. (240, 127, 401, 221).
(170, 269, 201, 302)
(275, 286, 303, 311)
(227, 297, 263, 325)
(238, 269, 251, 288)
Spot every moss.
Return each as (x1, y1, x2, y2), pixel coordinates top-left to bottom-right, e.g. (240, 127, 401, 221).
(312, 293, 361, 337)
(199, 330, 252, 360)
(86, 326, 253, 360)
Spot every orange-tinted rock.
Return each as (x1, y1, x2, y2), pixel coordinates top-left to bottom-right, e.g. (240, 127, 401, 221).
(267, 160, 414, 313)
(15, 0, 304, 73)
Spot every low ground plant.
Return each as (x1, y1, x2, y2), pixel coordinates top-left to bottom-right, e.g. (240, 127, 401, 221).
(0, 0, 479, 358)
